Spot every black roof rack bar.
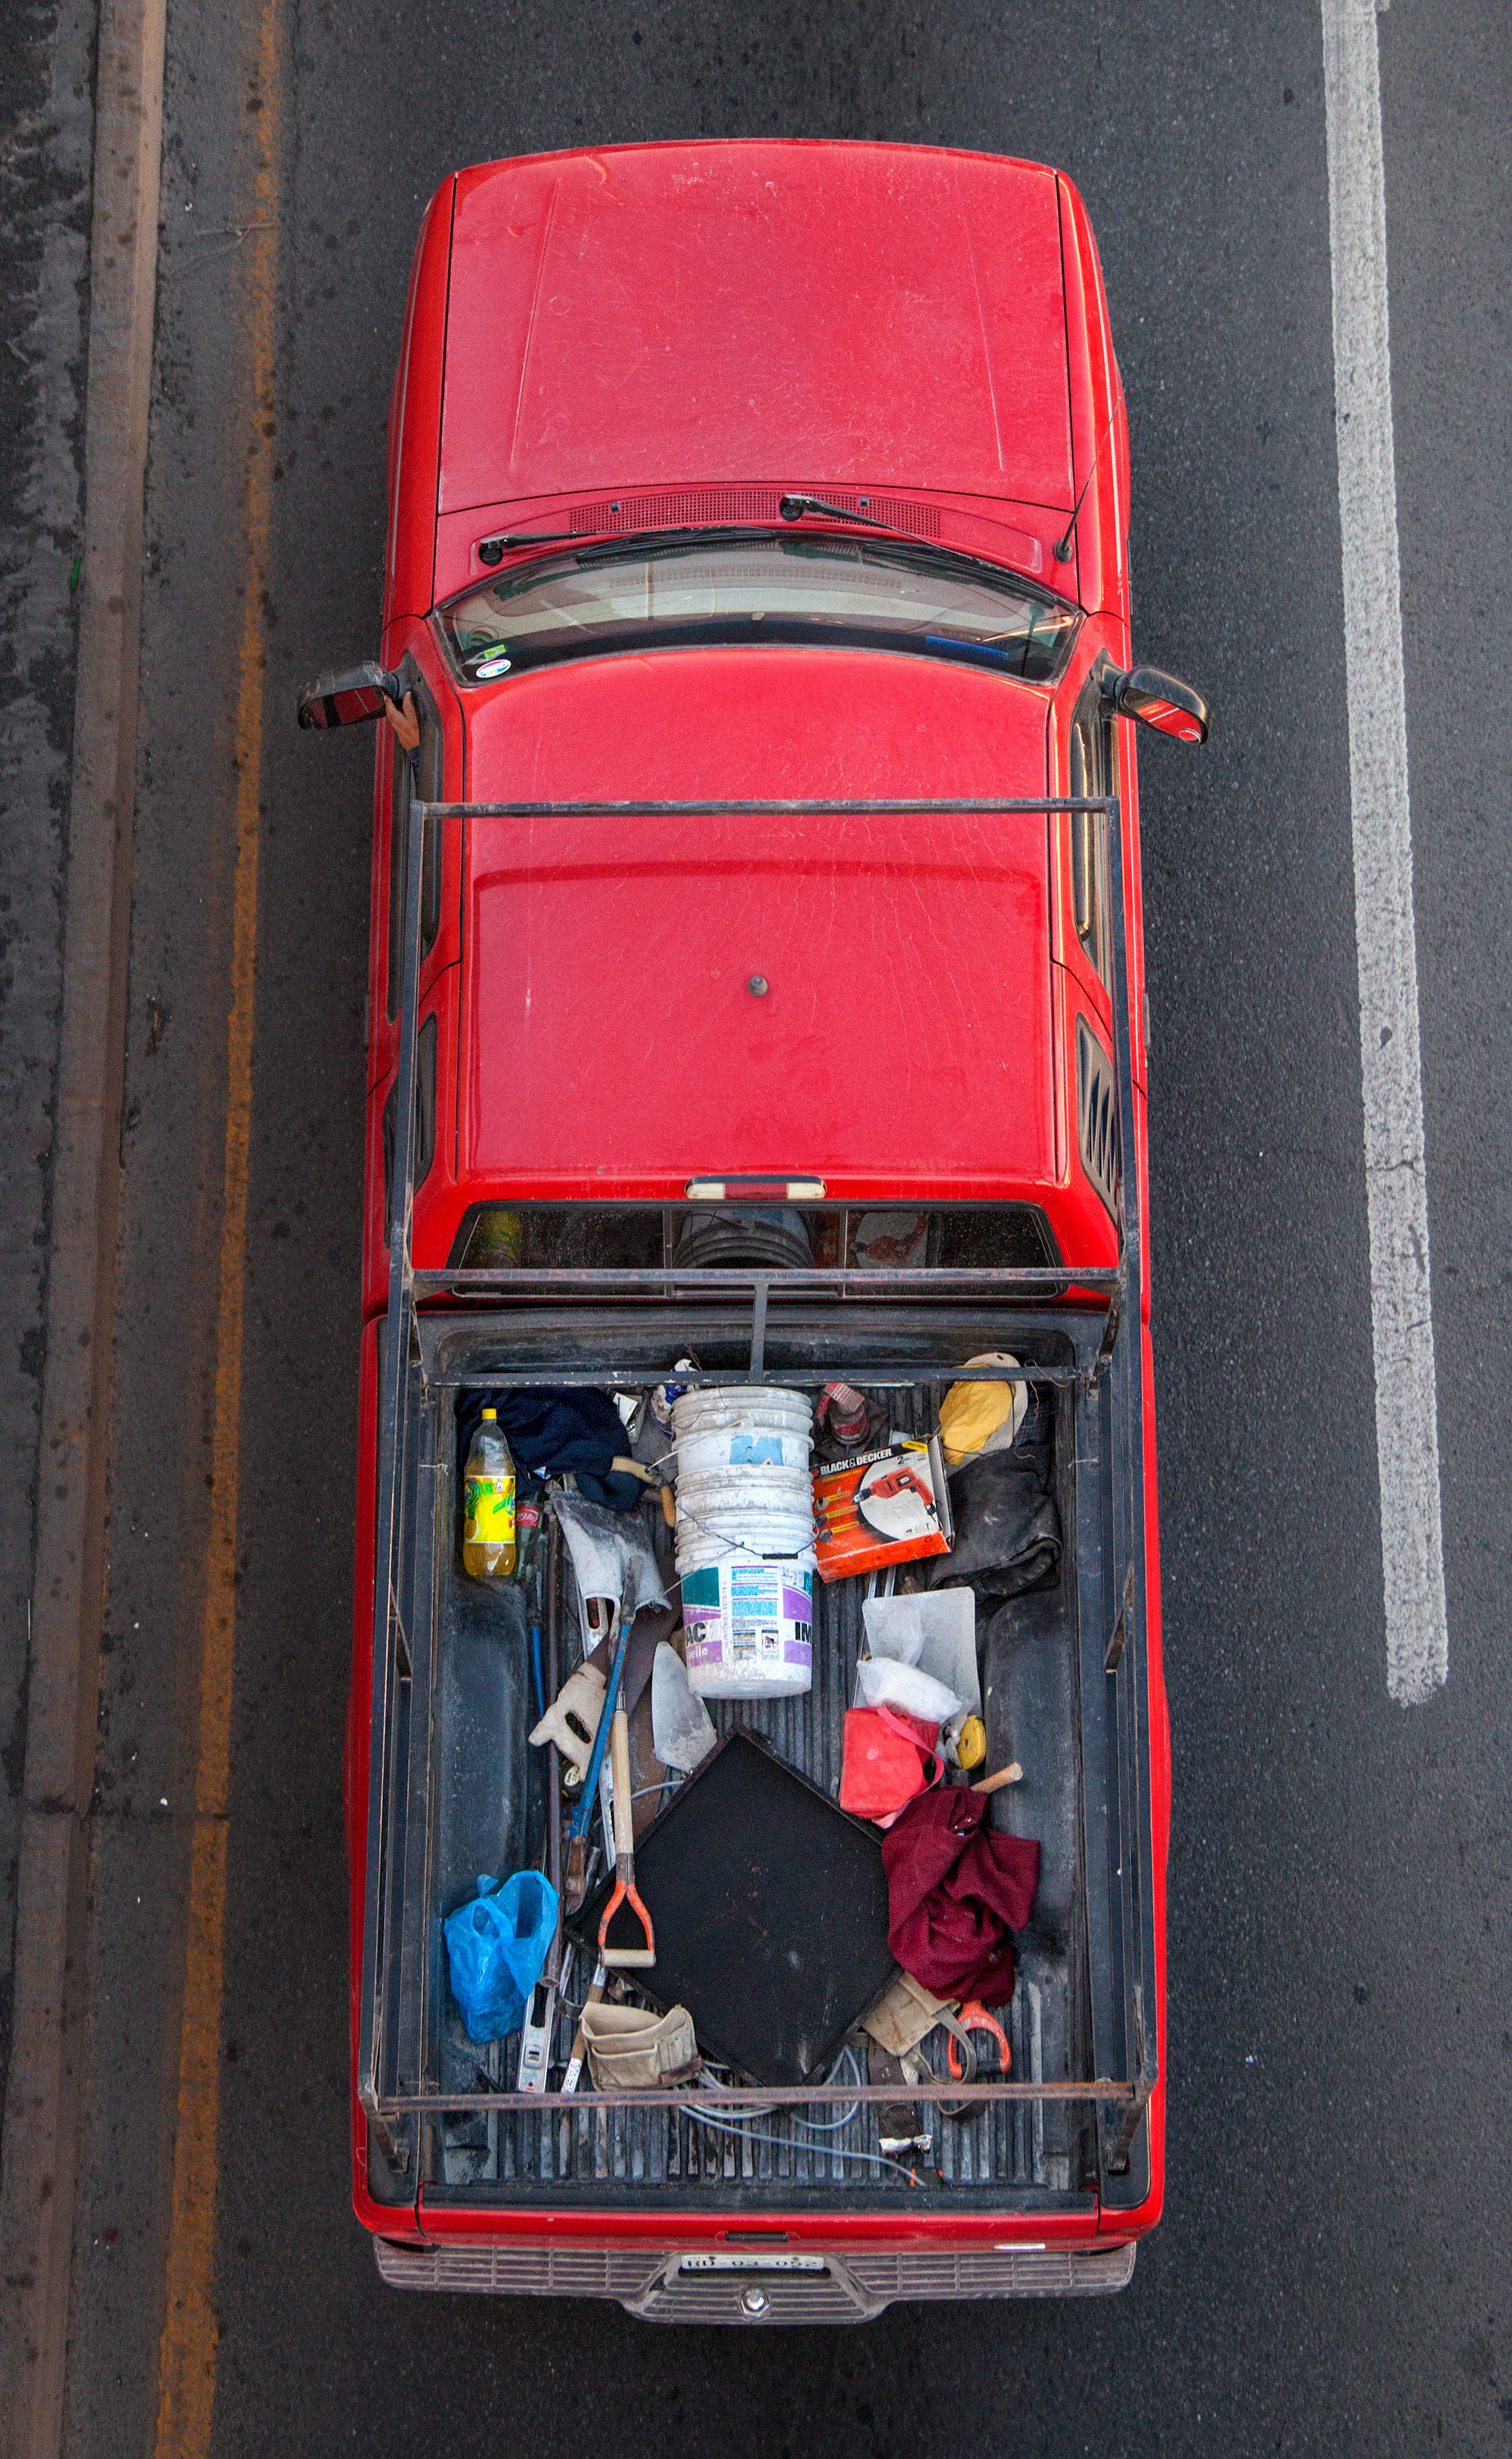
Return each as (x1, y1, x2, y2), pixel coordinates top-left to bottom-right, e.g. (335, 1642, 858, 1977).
(428, 1367, 1090, 1392)
(420, 795, 1117, 818)
(414, 1265, 1118, 1293)
(373, 2074, 1151, 2116)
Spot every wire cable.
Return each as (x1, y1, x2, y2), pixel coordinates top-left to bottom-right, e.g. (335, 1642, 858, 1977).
(680, 2099, 924, 2187)
(680, 2046, 926, 2182)
(787, 2042, 862, 2133)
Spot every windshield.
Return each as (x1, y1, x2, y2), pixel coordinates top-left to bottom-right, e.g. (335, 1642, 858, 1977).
(435, 530, 1081, 687)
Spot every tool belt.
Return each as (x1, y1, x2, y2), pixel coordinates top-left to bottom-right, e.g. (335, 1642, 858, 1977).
(579, 2000, 701, 2091)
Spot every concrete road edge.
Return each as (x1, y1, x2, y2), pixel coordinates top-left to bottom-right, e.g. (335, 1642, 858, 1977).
(0, 1, 167, 2452)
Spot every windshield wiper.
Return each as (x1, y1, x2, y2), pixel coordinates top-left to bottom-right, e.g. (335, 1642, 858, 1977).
(476, 524, 615, 566)
(478, 495, 924, 568)
(778, 492, 923, 542)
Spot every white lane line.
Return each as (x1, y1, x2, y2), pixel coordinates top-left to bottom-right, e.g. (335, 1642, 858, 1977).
(1321, 0, 1448, 1704)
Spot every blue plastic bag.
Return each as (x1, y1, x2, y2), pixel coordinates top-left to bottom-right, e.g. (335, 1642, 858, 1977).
(443, 1869, 558, 2045)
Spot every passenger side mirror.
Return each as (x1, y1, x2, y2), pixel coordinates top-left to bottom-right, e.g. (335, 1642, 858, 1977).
(1103, 665, 1210, 745)
(296, 661, 402, 732)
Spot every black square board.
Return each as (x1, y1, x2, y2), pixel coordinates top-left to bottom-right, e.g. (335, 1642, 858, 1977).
(569, 1730, 899, 2088)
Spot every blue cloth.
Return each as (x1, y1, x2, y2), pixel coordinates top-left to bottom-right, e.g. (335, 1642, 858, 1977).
(466, 1385, 643, 1511)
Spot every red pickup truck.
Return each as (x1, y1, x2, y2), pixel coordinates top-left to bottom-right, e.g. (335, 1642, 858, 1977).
(301, 139, 1206, 2321)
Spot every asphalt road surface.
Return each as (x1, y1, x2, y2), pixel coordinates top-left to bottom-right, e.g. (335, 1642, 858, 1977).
(4, 1, 1510, 2452)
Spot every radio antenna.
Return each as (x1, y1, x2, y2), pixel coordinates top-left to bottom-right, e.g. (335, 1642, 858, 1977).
(1053, 425, 1109, 564)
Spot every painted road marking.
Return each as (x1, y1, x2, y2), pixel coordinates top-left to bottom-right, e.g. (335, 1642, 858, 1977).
(0, 0, 168, 2445)
(151, 2, 281, 2450)
(1321, 0, 1447, 1705)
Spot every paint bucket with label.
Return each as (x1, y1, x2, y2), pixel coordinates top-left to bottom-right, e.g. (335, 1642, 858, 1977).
(672, 1387, 815, 1697)
(679, 1561, 815, 1700)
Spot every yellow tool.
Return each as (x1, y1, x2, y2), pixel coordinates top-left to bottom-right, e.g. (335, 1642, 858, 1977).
(951, 1713, 987, 1772)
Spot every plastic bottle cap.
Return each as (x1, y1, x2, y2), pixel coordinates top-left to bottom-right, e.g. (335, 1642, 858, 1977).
(481, 1407, 497, 1421)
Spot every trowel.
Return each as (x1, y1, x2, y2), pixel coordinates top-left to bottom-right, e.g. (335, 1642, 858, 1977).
(650, 1640, 716, 1774)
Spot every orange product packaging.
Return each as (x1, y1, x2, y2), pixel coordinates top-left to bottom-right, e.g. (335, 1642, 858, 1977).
(812, 1435, 954, 1585)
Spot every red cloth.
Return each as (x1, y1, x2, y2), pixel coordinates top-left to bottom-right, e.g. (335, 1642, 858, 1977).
(838, 1705, 942, 1824)
(881, 1788, 1040, 2008)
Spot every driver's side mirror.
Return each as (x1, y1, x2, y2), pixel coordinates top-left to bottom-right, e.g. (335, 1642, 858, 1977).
(296, 661, 401, 732)
(1103, 665, 1210, 745)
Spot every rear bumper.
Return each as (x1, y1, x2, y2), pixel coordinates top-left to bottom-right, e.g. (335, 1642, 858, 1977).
(372, 2235, 1135, 2320)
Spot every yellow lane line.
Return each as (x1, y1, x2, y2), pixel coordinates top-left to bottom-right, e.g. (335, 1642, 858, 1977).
(152, 1, 281, 2449)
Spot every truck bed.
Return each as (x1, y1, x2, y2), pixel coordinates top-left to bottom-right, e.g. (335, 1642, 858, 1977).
(370, 1316, 1116, 2214)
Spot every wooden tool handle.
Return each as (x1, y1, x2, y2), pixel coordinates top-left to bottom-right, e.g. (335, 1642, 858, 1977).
(566, 1975, 606, 2077)
(972, 1761, 1023, 1794)
(610, 1708, 634, 1855)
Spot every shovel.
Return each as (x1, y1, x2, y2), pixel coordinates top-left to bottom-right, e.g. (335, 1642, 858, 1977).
(599, 1681, 656, 1968)
(564, 1601, 625, 1912)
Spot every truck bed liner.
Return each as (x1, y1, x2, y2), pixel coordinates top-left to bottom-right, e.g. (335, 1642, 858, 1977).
(427, 1368, 1084, 2206)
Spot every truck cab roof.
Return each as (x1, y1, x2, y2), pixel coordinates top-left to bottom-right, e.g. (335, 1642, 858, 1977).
(456, 644, 1063, 1202)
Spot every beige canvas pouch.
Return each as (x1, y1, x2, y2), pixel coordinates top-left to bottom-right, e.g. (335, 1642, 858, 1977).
(580, 2000, 701, 2090)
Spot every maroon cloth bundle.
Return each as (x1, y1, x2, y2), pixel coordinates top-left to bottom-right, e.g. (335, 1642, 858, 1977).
(880, 1787, 1040, 2008)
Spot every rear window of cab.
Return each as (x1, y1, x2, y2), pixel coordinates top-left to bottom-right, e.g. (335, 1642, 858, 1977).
(447, 1201, 1061, 1273)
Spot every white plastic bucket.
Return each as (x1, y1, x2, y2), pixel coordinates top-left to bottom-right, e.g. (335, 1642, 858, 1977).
(676, 1466, 811, 1518)
(674, 1397, 815, 1565)
(676, 1463, 812, 1504)
(680, 1561, 814, 1700)
(675, 1423, 811, 1477)
(674, 1469, 814, 1576)
(673, 1386, 810, 1431)
(672, 1389, 816, 1695)
(679, 1537, 816, 1580)
(672, 1387, 811, 1472)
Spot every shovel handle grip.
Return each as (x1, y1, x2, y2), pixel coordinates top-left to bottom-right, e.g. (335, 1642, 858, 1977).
(600, 1868, 656, 1967)
(565, 1972, 606, 2089)
(610, 1708, 634, 1857)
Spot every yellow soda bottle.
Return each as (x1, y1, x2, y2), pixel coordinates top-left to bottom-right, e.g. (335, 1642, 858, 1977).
(462, 1408, 517, 1577)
